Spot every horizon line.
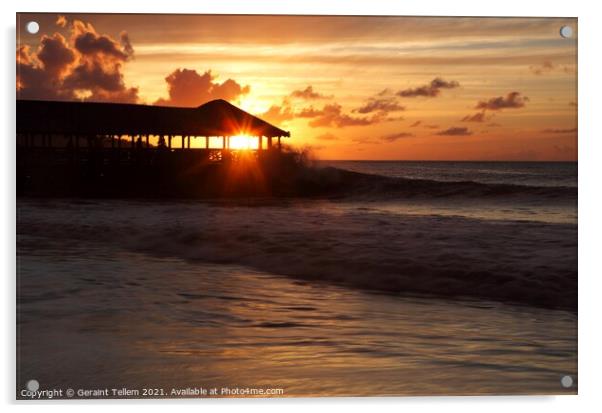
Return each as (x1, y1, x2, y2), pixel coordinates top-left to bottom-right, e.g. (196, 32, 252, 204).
(317, 159, 578, 162)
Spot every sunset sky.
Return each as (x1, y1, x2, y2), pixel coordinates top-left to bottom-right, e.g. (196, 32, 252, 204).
(17, 13, 577, 160)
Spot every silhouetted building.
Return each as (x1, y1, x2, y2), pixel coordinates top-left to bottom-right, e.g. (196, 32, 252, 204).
(17, 98, 290, 152)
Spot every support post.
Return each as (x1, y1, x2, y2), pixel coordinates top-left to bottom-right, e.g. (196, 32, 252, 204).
(278, 136, 282, 151)
(145, 135, 149, 148)
(258, 136, 262, 151)
(168, 135, 172, 149)
(187, 136, 191, 149)
(205, 136, 209, 149)
(182, 135, 186, 149)
(268, 136, 273, 149)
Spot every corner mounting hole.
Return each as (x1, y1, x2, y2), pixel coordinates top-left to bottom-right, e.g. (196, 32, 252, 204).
(560, 25, 573, 39)
(561, 375, 573, 388)
(26, 21, 39, 34)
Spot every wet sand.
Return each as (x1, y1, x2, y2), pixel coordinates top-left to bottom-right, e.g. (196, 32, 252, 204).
(17, 235, 577, 397)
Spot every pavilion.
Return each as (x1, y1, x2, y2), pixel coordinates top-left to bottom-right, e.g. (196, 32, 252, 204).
(16, 98, 290, 154)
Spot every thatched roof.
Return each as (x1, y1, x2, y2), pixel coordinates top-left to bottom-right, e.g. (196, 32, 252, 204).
(16, 99, 290, 138)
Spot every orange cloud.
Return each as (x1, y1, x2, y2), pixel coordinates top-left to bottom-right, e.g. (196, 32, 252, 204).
(541, 128, 577, 134)
(397, 77, 459, 98)
(17, 19, 138, 103)
(155, 68, 250, 107)
(354, 97, 405, 114)
(475, 92, 528, 110)
(436, 127, 473, 136)
(301, 103, 388, 128)
(381, 132, 414, 142)
(289, 85, 331, 100)
(56, 15, 67, 28)
(260, 103, 295, 124)
(461, 111, 487, 123)
(315, 133, 339, 141)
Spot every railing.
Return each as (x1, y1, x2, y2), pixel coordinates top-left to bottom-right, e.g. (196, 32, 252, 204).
(16, 146, 282, 167)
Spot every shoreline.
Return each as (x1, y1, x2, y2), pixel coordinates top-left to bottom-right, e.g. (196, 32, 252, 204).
(17, 197, 577, 312)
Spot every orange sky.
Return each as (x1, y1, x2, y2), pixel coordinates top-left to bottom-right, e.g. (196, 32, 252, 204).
(17, 13, 577, 161)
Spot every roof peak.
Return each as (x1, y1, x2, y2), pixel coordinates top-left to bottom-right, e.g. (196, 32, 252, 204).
(197, 98, 231, 108)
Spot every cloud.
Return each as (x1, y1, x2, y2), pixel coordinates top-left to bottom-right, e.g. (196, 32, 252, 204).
(529, 61, 554, 75)
(155, 68, 250, 107)
(397, 77, 459, 98)
(260, 103, 295, 124)
(304, 103, 387, 128)
(436, 127, 473, 136)
(120, 31, 134, 57)
(36, 33, 77, 78)
(262, 86, 406, 129)
(296, 106, 323, 118)
(354, 97, 405, 114)
(352, 137, 380, 145)
(461, 111, 487, 122)
(475, 92, 529, 111)
(410, 120, 422, 127)
(541, 128, 577, 134)
(56, 15, 67, 28)
(72, 20, 133, 61)
(381, 132, 414, 142)
(315, 133, 339, 141)
(529, 61, 573, 76)
(289, 85, 331, 100)
(17, 19, 139, 103)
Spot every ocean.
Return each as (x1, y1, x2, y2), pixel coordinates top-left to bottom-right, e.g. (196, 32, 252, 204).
(319, 161, 577, 225)
(16, 161, 577, 397)
(320, 161, 577, 188)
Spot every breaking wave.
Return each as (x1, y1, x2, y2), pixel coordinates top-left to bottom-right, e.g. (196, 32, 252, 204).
(313, 167, 576, 203)
(17, 196, 577, 311)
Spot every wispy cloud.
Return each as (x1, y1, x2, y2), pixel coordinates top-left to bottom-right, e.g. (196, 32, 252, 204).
(381, 132, 414, 142)
(436, 127, 473, 136)
(475, 92, 528, 110)
(541, 128, 577, 134)
(397, 77, 459, 98)
(461, 111, 487, 123)
(354, 97, 405, 114)
(290, 85, 332, 100)
(315, 133, 339, 141)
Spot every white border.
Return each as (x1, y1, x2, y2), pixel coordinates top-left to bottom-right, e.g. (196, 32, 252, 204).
(3, 1, 601, 412)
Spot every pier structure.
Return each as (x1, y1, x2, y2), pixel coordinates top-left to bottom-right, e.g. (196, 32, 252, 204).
(17, 99, 290, 166)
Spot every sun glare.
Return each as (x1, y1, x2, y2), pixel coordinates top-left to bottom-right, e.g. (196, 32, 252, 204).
(229, 135, 259, 150)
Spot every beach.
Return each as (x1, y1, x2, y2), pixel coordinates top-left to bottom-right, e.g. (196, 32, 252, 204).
(16, 162, 578, 397)
(17, 230, 576, 397)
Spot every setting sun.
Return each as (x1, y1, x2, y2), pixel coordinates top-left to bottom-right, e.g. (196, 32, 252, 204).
(229, 134, 259, 150)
